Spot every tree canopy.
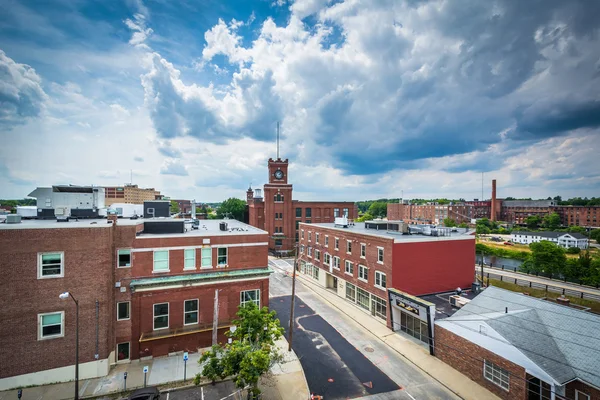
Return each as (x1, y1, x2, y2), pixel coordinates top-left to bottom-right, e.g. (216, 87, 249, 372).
(525, 215, 542, 230)
(216, 198, 247, 221)
(542, 212, 561, 230)
(443, 217, 457, 227)
(367, 202, 387, 218)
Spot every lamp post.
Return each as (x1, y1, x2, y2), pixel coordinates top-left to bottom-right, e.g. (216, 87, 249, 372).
(59, 292, 79, 400)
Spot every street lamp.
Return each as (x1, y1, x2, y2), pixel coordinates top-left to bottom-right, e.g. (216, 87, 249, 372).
(60, 292, 79, 400)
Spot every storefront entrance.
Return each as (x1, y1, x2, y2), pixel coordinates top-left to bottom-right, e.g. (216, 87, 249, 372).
(388, 288, 435, 355)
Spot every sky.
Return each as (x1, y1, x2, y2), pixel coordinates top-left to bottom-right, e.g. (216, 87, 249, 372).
(1, 0, 599, 203)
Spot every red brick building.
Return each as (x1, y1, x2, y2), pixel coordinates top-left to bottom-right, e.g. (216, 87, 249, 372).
(247, 157, 357, 253)
(0, 218, 270, 390)
(297, 220, 474, 347)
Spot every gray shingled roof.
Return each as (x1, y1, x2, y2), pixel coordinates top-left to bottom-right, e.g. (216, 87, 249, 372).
(450, 287, 600, 388)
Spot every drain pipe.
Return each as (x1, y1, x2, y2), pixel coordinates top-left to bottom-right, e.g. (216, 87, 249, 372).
(95, 300, 99, 360)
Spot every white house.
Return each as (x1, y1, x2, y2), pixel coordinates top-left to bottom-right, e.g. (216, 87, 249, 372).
(511, 231, 589, 249)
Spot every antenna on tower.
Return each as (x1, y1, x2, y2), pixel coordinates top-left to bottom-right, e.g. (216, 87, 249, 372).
(130, 169, 133, 185)
(481, 172, 484, 201)
(276, 121, 280, 159)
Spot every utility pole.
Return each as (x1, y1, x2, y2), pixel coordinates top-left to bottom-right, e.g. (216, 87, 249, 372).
(480, 250, 485, 287)
(288, 243, 299, 351)
(212, 289, 220, 346)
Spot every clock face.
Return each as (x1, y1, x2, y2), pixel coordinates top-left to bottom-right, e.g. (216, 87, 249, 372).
(274, 170, 284, 180)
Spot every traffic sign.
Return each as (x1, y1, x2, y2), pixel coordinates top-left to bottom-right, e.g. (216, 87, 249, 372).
(183, 352, 188, 361)
(143, 366, 149, 373)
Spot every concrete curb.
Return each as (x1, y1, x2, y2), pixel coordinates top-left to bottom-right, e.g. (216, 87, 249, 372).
(81, 378, 232, 399)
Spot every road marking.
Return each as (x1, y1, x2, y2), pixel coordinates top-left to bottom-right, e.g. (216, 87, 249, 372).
(201, 386, 204, 400)
(166, 393, 170, 400)
(405, 391, 416, 400)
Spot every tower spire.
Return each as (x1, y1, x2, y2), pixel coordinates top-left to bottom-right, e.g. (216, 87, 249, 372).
(276, 121, 280, 159)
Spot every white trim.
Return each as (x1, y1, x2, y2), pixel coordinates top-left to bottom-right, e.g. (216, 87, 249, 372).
(153, 250, 170, 273)
(183, 299, 199, 326)
(201, 247, 212, 269)
(116, 342, 130, 362)
(184, 248, 196, 270)
(325, 235, 329, 247)
(575, 389, 591, 400)
(377, 246, 384, 264)
(37, 252, 64, 279)
(132, 242, 268, 253)
(38, 311, 64, 340)
(375, 271, 386, 289)
(116, 301, 130, 321)
(360, 243, 366, 259)
(117, 248, 132, 268)
(240, 289, 261, 308)
(134, 275, 268, 292)
(346, 239, 352, 254)
(358, 264, 368, 282)
(483, 359, 510, 391)
(217, 247, 228, 267)
(153, 302, 169, 331)
(334, 237, 339, 250)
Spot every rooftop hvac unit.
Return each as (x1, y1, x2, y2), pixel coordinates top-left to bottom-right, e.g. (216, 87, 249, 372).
(334, 217, 349, 227)
(220, 221, 228, 231)
(6, 214, 22, 224)
(449, 295, 471, 308)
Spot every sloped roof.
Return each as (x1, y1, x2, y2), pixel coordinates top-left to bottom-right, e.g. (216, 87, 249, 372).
(513, 231, 588, 240)
(438, 287, 600, 388)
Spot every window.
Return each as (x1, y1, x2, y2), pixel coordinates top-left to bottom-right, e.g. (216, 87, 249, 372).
(308, 247, 313, 257)
(334, 208, 340, 218)
(217, 248, 227, 266)
(241, 289, 260, 307)
(201, 248, 212, 268)
(375, 271, 387, 288)
(296, 208, 302, 218)
(483, 360, 510, 391)
(312, 264, 319, 280)
(576, 390, 591, 400)
(360, 244, 366, 258)
(184, 299, 199, 325)
(378, 247, 384, 263)
(153, 303, 169, 330)
(345, 260, 354, 275)
(335, 238, 339, 250)
(324, 253, 331, 265)
(356, 287, 370, 311)
(184, 249, 196, 269)
(38, 252, 64, 278)
(301, 230, 305, 239)
(316, 249, 321, 261)
(333, 256, 340, 269)
(296, 221, 300, 230)
(343, 208, 349, 217)
(117, 302, 130, 321)
(300, 245, 305, 253)
(358, 265, 368, 282)
(325, 236, 329, 246)
(306, 208, 312, 218)
(117, 342, 130, 361)
(346, 240, 352, 254)
(305, 219, 311, 224)
(316, 233, 320, 244)
(118, 249, 131, 268)
(371, 295, 387, 321)
(275, 239, 283, 246)
(153, 251, 169, 272)
(346, 282, 356, 302)
(274, 194, 283, 202)
(38, 312, 63, 340)
(308, 232, 312, 241)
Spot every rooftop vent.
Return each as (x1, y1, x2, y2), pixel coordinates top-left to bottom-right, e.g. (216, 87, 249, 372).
(6, 215, 22, 224)
(449, 295, 471, 308)
(334, 217, 349, 227)
(220, 221, 228, 231)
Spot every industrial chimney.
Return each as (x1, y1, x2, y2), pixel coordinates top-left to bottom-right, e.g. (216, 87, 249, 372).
(491, 179, 497, 221)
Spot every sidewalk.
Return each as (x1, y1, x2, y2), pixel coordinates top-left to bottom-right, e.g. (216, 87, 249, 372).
(291, 266, 500, 400)
(0, 338, 309, 400)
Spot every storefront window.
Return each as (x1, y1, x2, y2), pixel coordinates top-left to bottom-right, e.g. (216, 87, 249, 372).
(346, 282, 356, 302)
(356, 287, 370, 311)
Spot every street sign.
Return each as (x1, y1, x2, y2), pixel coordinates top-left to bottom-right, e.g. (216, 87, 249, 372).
(143, 366, 148, 373)
(183, 352, 188, 361)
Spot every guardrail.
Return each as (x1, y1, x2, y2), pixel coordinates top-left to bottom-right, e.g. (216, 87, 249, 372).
(478, 263, 600, 290)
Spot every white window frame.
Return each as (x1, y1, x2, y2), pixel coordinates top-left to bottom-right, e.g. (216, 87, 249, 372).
(201, 247, 212, 269)
(316, 233, 320, 244)
(217, 247, 227, 266)
(308, 232, 312, 242)
(335, 238, 339, 250)
(333, 256, 340, 270)
(358, 265, 368, 282)
(117, 249, 132, 268)
(360, 243, 366, 259)
(38, 311, 64, 340)
(301, 229, 304, 239)
(240, 289, 260, 307)
(117, 301, 130, 321)
(325, 236, 329, 247)
(315, 249, 321, 261)
(184, 299, 199, 326)
(324, 253, 331, 266)
(345, 260, 354, 276)
(184, 248, 196, 270)
(153, 302, 169, 331)
(308, 247, 313, 258)
(575, 390, 591, 400)
(37, 252, 64, 279)
(375, 271, 387, 289)
(153, 250, 170, 272)
(483, 360, 510, 391)
(117, 342, 130, 362)
(377, 247, 384, 264)
(346, 240, 352, 254)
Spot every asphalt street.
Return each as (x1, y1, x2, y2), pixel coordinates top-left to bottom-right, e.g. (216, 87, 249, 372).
(271, 295, 399, 399)
(165, 380, 244, 400)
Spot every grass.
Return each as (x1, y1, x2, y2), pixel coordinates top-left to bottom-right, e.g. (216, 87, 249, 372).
(485, 278, 600, 314)
(476, 239, 598, 259)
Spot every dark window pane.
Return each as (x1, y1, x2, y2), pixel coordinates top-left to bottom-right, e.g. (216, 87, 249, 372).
(185, 300, 198, 312)
(43, 324, 61, 336)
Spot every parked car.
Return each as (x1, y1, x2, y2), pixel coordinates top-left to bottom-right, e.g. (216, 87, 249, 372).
(128, 387, 161, 400)
(503, 241, 513, 246)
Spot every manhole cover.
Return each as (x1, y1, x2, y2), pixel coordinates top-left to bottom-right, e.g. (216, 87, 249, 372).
(364, 346, 375, 353)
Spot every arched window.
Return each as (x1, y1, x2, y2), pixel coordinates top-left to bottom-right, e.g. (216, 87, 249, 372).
(274, 193, 284, 202)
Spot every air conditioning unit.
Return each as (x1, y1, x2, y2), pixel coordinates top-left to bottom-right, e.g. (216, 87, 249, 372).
(449, 295, 471, 308)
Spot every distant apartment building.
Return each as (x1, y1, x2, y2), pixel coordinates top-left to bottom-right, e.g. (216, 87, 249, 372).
(104, 184, 161, 206)
(511, 231, 589, 249)
(500, 200, 557, 225)
(297, 220, 475, 347)
(388, 202, 477, 225)
(552, 206, 599, 228)
(246, 157, 357, 253)
(0, 217, 270, 390)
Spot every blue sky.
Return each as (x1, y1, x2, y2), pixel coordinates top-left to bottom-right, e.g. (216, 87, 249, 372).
(1, 0, 599, 202)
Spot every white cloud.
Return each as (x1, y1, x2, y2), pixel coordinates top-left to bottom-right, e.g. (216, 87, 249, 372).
(160, 159, 188, 176)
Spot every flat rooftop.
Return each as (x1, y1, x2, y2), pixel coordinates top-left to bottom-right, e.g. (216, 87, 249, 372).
(304, 222, 474, 243)
(0, 218, 267, 237)
(421, 291, 480, 320)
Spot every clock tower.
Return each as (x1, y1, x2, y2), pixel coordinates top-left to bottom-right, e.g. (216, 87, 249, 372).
(264, 157, 293, 252)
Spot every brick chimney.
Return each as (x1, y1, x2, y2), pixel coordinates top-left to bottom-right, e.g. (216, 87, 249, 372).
(491, 179, 497, 221)
(108, 214, 118, 224)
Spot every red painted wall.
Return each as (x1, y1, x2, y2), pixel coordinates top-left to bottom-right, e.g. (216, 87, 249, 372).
(392, 239, 475, 295)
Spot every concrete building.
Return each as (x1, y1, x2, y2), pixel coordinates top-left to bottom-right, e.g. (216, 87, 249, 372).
(104, 184, 161, 206)
(0, 218, 271, 390)
(511, 231, 589, 249)
(297, 220, 475, 347)
(436, 287, 600, 400)
(247, 157, 357, 253)
(28, 185, 105, 219)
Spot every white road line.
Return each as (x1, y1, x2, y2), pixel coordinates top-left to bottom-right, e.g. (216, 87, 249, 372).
(201, 385, 205, 400)
(166, 393, 170, 400)
(405, 390, 416, 400)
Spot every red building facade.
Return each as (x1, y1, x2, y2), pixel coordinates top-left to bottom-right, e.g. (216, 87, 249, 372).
(247, 157, 358, 253)
(0, 218, 270, 390)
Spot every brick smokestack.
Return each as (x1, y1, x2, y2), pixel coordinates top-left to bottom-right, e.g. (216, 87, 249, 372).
(491, 179, 497, 221)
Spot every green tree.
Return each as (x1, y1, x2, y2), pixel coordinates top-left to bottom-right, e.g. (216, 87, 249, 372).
(170, 200, 180, 214)
(458, 222, 469, 228)
(525, 215, 542, 230)
(567, 226, 587, 236)
(542, 212, 561, 230)
(367, 202, 388, 218)
(443, 217, 457, 227)
(216, 198, 247, 221)
(357, 212, 374, 222)
(528, 241, 567, 276)
(195, 303, 284, 397)
(590, 229, 600, 242)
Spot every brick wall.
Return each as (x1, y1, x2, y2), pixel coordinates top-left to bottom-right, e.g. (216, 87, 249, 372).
(566, 380, 600, 400)
(435, 325, 527, 400)
(0, 226, 114, 379)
